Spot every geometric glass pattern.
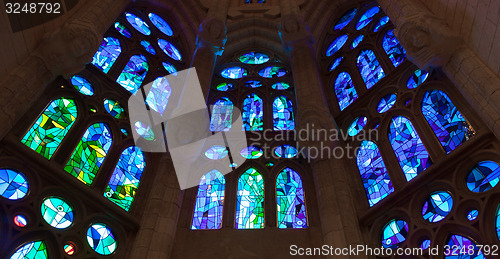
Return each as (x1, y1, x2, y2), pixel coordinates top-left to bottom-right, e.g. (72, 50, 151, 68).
(135, 122, 155, 141)
(381, 219, 409, 249)
(377, 93, 397, 113)
(244, 80, 263, 88)
(70, 75, 94, 96)
(204, 145, 228, 160)
(140, 40, 156, 55)
(374, 16, 389, 32)
(444, 235, 485, 259)
(146, 77, 171, 115)
(13, 214, 28, 227)
(92, 37, 121, 74)
(239, 52, 269, 64)
(388, 116, 432, 181)
(334, 8, 357, 31)
(407, 69, 429, 89)
(103, 99, 125, 119)
(191, 169, 225, 230)
(274, 145, 298, 158)
(240, 146, 263, 159)
(216, 82, 235, 91)
(382, 29, 407, 68)
(276, 167, 307, 228)
(326, 34, 348, 57)
(0, 168, 29, 200)
(357, 49, 385, 89)
(104, 146, 146, 211)
(334, 72, 358, 110)
(258, 66, 287, 78)
(467, 209, 479, 221)
(421, 191, 453, 223)
(210, 97, 234, 131)
(125, 12, 150, 35)
(148, 13, 173, 36)
(242, 93, 264, 131)
(466, 161, 500, 193)
(236, 167, 264, 229)
(21, 98, 78, 159)
(348, 116, 367, 136)
(9, 240, 48, 259)
(356, 140, 394, 207)
(64, 123, 113, 186)
(273, 96, 295, 130)
(41, 196, 74, 229)
(221, 67, 248, 79)
(271, 82, 291, 90)
(356, 6, 380, 30)
(87, 223, 117, 255)
(114, 22, 132, 38)
(116, 54, 149, 94)
(351, 35, 364, 49)
(158, 39, 182, 61)
(329, 57, 343, 71)
(422, 90, 474, 153)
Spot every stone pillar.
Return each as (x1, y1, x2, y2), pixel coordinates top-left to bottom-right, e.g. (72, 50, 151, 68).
(279, 6, 367, 258)
(378, 0, 500, 139)
(0, 0, 130, 142)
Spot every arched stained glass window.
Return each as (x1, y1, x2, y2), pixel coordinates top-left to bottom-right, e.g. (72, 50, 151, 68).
(357, 49, 385, 89)
(242, 93, 264, 131)
(92, 37, 122, 73)
(334, 72, 358, 110)
(236, 167, 264, 229)
(444, 235, 484, 258)
(422, 90, 474, 153)
(210, 97, 234, 131)
(22, 98, 78, 159)
(64, 123, 113, 186)
(356, 141, 394, 206)
(105, 146, 146, 211)
(116, 54, 149, 94)
(191, 169, 225, 230)
(388, 116, 432, 181)
(496, 205, 500, 241)
(276, 167, 307, 228)
(10, 240, 48, 259)
(382, 29, 406, 67)
(146, 77, 171, 115)
(273, 96, 295, 130)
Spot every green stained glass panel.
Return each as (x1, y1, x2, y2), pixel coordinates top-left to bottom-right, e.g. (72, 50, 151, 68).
(9, 240, 48, 259)
(236, 167, 264, 229)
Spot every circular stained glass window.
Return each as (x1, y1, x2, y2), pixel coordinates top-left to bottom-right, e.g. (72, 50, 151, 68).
(239, 52, 269, 64)
(87, 223, 117, 255)
(204, 145, 228, 160)
(125, 13, 151, 35)
(381, 219, 409, 249)
(162, 61, 177, 75)
(0, 168, 29, 200)
(467, 209, 479, 221)
(274, 145, 298, 158)
(114, 22, 131, 38)
(244, 80, 262, 88)
(326, 35, 348, 56)
(104, 99, 125, 119)
(407, 69, 429, 89)
(356, 6, 380, 30)
(421, 239, 431, 250)
(135, 121, 155, 141)
(422, 191, 453, 222)
(240, 146, 263, 159)
(258, 66, 287, 78)
(466, 161, 500, 192)
(148, 13, 173, 36)
(329, 57, 343, 71)
(221, 67, 248, 79)
(347, 116, 367, 136)
(71, 75, 94, 96)
(14, 214, 28, 227)
(64, 242, 76, 255)
(377, 93, 397, 113)
(158, 39, 182, 61)
(216, 82, 235, 91)
(41, 196, 74, 229)
(334, 8, 357, 31)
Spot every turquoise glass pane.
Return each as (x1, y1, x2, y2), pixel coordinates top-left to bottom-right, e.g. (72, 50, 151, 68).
(329, 57, 343, 71)
(0, 169, 29, 200)
(9, 241, 48, 259)
(357, 49, 385, 89)
(205, 145, 228, 160)
(92, 37, 121, 74)
(445, 235, 485, 258)
(41, 196, 74, 228)
(158, 39, 182, 61)
(141, 40, 156, 55)
(381, 219, 409, 249)
(135, 121, 155, 140)
(71, 75, 94, 96)
(216, 82, 235, 91)
(422, 191, 453, 222)
(242, 93, 264, 131)
(383, 29, 407, 67)
(334, 8, 357, 30)
(192, 170, 225, 229)
(273, 96, 295, 130)
(259, 66, 287, 78)
(210, 97, 234, 131)
(277, 168, 307, 228)
(221, 67, 248, 79)
(334, 72, 358, 110)
(348, 116, 367, 136)
(103, 99, 125, 119)
(146, 77, 171, 115)
(274, 145, 297, 158)
(239, 52, 269, 64)
(116, 55, 149, 94)
(87, 223, 117, 255)
(377, 93, 397, 113)
(114, 22, 131, 38)
(374, 16, 390, 32)
(466, 161, 500, 192)
(271, 82, 291, 90)
(148, 13, 173, 36)
(236, 168, 264, 229)
(356, 6, 380, 30)
(407, 69, 429, 89)
(326, 35, 348, 56)
(125, 12, 150, 35)
(240, 146, 263, 159)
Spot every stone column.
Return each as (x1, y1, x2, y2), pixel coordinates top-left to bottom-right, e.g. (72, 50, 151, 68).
(279, 6, 367, 258)
(0, 0, 130, 141)
(378, 0, 500, 139)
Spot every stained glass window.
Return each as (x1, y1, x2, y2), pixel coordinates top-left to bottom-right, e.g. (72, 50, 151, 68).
(259, 66, 287, 78)
(273, 96, 295, 130)
(135, 121, 155, 140)
(191, 169, 225, 229)
(356, 6, 380, 30)
(22, 98, 78, 159)
(274, 145, 298, 158)
(381, 219, 409, 249)
(356, 141, 394, 206)
(221, 67, 248, 79)
(383, 29, 406, 67)
(0, 168, 29, 200)
(105, 146, 145, 211)
(276, 167, 307, 228)
(64, 243, 76, 255)
(377, 93, 397, 113)
(388, 116, 432, 181)
(146, 77, 171, 115)
(326, 35, 348, 56)
(422, 191, 453, 223)
(351, 35, 364, 49)
(334, 8, 357, 31)
(236, 168, 264, 229)
(41, 196, 74, 229)
(114, 22, 131, 38)
(148, 13, 173, 36)
(467, 209, 479, 221)
(87, 223, 117, 255)
(210, 97, 234, 131)
(116, 54, 149, 94)
(104, 99, 125, 119)
(125, 12, 151, 35)
(374, 16, 389, 32)
(13, 214, 27, 227)
(141, 40, 156, 55)
(444, 235, 485, 258)
(216, 82, 235, 91)
(348, 116, 367, 136)
(205, 145, 228, 160)
(240, 146, 263, 159)
(329, 57, 343, 71)
(158, 39, 182, 61)
(92, 37, 121, 73)
(407, 69, 429, 89)
(239, 52, 269, 64)
(466, 161, 500, 192)
(497, 205, 500, 241)
(334, 72, 358, 110)
(244, 80, 262, 88)
(357, 49, 385, 89)
(10, 241, 48, 259)
(64, 123, 113, 186)
(422, 90, 473, 153)
(162, 61, 177, 75)
(421, 240, 431, 250)
(272, 82, 291, 90)
(71, 75, 94, 96)
(242, 93, 264, 131)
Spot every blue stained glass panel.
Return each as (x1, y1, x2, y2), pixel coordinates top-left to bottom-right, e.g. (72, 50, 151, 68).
(348, 116, 367, 136)
(274, 145, 298, 158)
(374, 16, 390, 32)
(148, 13, 174, 36)
(377, 93, 397, 113)
(71, 75, 94, 96)
(497, 205, 500, 241)
(334, 72, 358, 110)
(240, 146, 263, 159)
(141, 40, 156, 55)
(351, 35, 364, 49)
(0, 169, 29, 200)
(356, 6, 380, 30)
(259, 66, 287, 78)
(204, 145, 228, 160)
(422, 191, 453, 222)
(236, 168, 264, 229)
(421, 240, 431, 250)
(210, 97, 234, 131)
(116, 55, 149, 94)
(242, 93, 264, 131)
(158, 39, 182, 61)
(334, 8, 357, 31)
(276, 168, 307, 228)
(191, 170, 225, 229)
(381, 219, 409, 249)
(216, 82, 234, 91)
(162, 61, 177, 75)
(466, 161, 500, 192)
(329, 57, 343, 71)
(356, 141, 394, 206)
(239, 52, 270, 64)
(135, 121, 155, 141)
(87, 223, 117, 255)
(445, 235, 485, 259)
(9, 240, 48, 259)
(114, 22, 131, 38)
(467, 209, 478, 221)
(422, 90, 473, 153)
(244, 80, 262, 88)
(92, 37, 121, 74)
(271, 82, 291, 90)
(221, 67, 248, 79)
(357, 49, 385, 89)
(326, 35, 348, 56)
(383, 29, 407, 67)
(407, 69, 429, 89)
(388, 116, 432, 181)
(273, 96, 295, 130)
(146, 77, 171, 115)
(125, 12, 151, 35)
